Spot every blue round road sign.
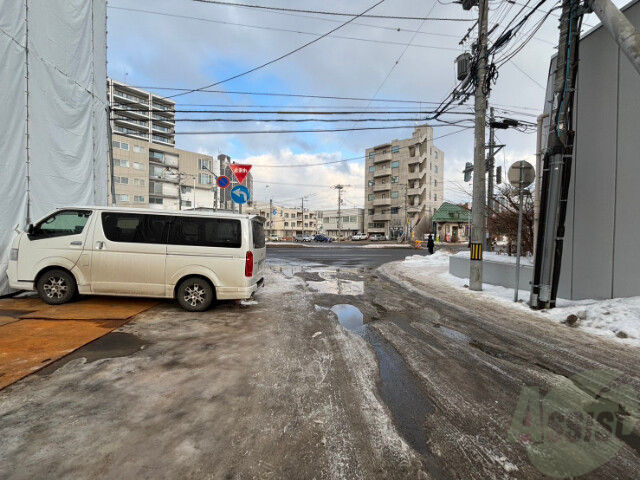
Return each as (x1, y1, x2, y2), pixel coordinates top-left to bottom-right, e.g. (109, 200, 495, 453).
(231, 185, 250, 205)
(217, 175, 230, 189)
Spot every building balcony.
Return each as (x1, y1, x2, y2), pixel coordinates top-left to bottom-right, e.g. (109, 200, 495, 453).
(115, 116, 148, 129)
(112, 104, 149, 120)
(407, 169, 424, 181)
(152, 124, 173, 134)
(113, 90, 148, 106)
(373, 184, 391, 193)
(373, 198, 391, 206)
(407, 185, 425, 196)
(114, 126, 148, 140)
(373, 152, 392, 164)
(373, 169, 392, 178)
(372, 213, 391, 221)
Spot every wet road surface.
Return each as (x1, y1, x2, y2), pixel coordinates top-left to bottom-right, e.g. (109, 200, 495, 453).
(1, 251, 639, 479)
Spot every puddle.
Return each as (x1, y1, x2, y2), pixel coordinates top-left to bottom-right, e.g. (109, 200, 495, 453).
(330, 303, 442, 475)
(37, 332, 148, 376)
(331, 304, 364, 331)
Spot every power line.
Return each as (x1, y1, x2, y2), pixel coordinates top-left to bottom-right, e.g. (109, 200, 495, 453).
(107, 6, 462, 51)
(190, 0, 475, 21)
(174, 125, 475, 135)
(165, 0, 389, 99)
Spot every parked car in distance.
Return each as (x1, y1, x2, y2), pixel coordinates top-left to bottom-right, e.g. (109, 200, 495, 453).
(351, 233, 368, 241)
(302, 235, 314, 242)
(268, 234, 279, 242)
(369, 233, 386, 241)
(313, 234, 332, 242)
(294, 235, 305, 242)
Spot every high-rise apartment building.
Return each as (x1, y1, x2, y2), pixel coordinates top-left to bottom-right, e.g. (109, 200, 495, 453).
(364, 125, 444, 239)
(108, 79, 218, 210)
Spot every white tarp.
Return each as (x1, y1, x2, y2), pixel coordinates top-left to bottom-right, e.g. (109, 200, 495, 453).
(0, 0, 108, 295)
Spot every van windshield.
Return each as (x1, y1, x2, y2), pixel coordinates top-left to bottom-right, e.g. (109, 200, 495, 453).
(252, 219, 265, 249)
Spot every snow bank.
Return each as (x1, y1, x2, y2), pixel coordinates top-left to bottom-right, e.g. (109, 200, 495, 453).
(396, 252, 640, 346)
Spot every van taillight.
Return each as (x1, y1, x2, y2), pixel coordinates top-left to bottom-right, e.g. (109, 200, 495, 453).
(245, 251, 254, 277)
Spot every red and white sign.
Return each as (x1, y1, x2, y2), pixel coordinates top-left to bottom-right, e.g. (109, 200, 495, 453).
(229, 164, 252, 184)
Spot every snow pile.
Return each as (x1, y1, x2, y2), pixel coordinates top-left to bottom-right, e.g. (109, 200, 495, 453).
(455, 250, 534, 266)
(397, 252, 640, 346)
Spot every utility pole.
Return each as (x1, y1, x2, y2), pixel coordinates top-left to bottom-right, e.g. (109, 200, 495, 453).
(404, 184, 408, 243)
(301, 196, 304, 236)
(335, 185, 343, 241)
(269, 198, 273, 239)
(469, 0, 489, 291)
(486, 107, 495, 251)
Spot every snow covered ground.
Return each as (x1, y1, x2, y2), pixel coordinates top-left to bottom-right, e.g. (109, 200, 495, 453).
(397, 251, 640, 346)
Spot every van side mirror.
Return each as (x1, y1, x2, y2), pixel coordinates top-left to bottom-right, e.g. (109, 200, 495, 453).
(27, 224, 34, 235)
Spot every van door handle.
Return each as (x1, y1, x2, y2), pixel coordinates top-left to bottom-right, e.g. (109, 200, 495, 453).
(95, 241, 105, 250)
(70, 241, 83, 246)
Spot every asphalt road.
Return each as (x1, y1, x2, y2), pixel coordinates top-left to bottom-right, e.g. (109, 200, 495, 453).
(267, 244, 430, 268)
(1, 250, 639, 479)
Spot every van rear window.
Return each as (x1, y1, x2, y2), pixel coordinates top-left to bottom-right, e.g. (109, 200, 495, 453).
(252, 220, 265, 248)
(168, 217, 241, 248)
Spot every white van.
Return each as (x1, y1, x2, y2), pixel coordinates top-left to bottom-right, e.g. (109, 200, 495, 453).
(7, 207, 266, 311)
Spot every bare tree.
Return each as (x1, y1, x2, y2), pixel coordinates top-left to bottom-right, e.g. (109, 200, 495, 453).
(488, 185, 534, 255)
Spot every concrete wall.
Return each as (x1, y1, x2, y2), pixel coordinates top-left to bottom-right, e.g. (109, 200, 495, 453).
(450, 257, 533, 291)
(546, 0, 640, 300)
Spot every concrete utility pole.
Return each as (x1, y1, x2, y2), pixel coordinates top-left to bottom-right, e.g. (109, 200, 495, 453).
(269, 198, 273, 239)
(335, 185, 343, 240)
(587, 0, 640, 75)
(469, 0, 489, 291)
(301, 196, 305, 236)
(486, 106, 496, 251)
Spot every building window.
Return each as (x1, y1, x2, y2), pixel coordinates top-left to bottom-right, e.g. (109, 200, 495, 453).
(285, 213, 289, 218)
(134, 178, 145, 187)
(150, 165, 164, 179)
(435, 151, 438, 159)
(181, 200, 192, 208)
(149, 181, 163, 195)
(368, 194, 375, 201)
(391, 145, 400, 153)
(368, 209, 374, 215)
(117, 194, 129, 202)
(434, 180, 438, 187)
(114, 159, 129, 168)
(391, 161, 399, 168)
(284, 222, 289, 227)
(369, 166, 375, 173)
(134, 196, 145, 203)
(198, 158, 212, 170)
(391, 207, 399, 214)
(434, 193, 437, 201)
(368, 180, 374, 187)
(133, 145, 145, 153)
(391, 176, 399, 183)
(434, 165, 438, 173)
(114, 176, 129, 185)
(368, 223, 384, 229)
(198, 173, 212, 185)
(391, 191, 399, 199)
(149, 150, 163, 162)
(113, 140, 129, 151)
(133, 162, 146, 170)
(368, 152, 375, 159)
(149, 196, 163, 205)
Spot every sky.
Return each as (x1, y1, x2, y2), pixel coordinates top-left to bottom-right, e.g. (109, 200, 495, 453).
(106, 0, 625, 210)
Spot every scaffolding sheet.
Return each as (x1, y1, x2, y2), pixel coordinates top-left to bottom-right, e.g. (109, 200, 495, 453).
(0, 0, 107, 295)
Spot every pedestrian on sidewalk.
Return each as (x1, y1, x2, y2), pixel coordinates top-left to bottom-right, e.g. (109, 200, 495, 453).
(427, 234, 435, 255)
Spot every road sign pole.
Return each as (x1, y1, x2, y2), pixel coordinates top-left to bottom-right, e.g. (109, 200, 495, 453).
(514, 164, 525, 302)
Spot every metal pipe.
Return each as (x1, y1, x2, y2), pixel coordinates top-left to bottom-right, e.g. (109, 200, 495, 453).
(533, 113, 549, 257)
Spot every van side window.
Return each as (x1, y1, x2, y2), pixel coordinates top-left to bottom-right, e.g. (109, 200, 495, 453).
(102, 213, 170, 244)
(168, 217, 241, 248)
(33, 210, 92, 238)
(252, 219, 265, 248)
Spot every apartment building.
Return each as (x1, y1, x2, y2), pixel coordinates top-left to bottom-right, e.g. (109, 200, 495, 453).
(247, 202, 317, 239)
(364, 125, 444, 239)
(108, 79, 222, 210)
(317, 208, 364, 239)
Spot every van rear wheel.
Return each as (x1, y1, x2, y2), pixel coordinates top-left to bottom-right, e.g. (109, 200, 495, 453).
(36, 269, 77, 305)
(177, 277, 214, 312)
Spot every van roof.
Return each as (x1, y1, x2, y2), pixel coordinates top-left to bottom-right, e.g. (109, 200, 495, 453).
(56, 206, 260, 220)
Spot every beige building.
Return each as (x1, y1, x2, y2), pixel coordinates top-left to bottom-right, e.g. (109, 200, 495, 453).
(364, 125, 444, 239)
(247, 202, 317, 240)
(108, 80, 218, 210)
(317, 208, 364, 239)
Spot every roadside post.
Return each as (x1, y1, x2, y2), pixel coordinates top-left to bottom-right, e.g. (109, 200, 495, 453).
(508, 160, 534, 302)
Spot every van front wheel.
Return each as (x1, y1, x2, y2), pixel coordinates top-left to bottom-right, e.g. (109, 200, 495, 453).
(177, 277, 214, 312)
(37, 269, 77, 305)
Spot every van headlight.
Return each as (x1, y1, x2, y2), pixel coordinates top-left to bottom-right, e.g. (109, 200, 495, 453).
(9, 249, 18, 261)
